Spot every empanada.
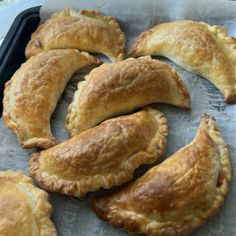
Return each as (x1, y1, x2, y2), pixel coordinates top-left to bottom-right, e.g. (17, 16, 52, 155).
(3, 49, 100, 149)
(29, 108, 168, 198)
(129, 20, 236, 103)
(0, 170, 56, 236)
(25, 8, 126, 62)
(66, 56, 190, 136)
(93, 114, 232, 236)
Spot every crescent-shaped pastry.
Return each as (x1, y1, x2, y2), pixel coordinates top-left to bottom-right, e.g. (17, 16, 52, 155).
(129, 20, 236, 103)
(0, 170, 56, 236)
(66, 56, 190, 136)
(29, 108, 168, 198)
(92, 114, 232, 236)
(25, 8, 126, 62)
(3, 49, 100, 149)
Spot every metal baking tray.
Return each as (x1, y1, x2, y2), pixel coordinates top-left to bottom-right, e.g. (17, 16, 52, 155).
(0, 1, 235, 236)
(0, 6, 40, 115)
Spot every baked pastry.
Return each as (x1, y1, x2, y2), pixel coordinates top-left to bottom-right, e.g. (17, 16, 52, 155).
(129, 20, 236, 103)
(25, 8, 125, 62)
(29, 108, 168, 198)
(3, 49, 100, 149)
(93, 114, 232, 236)
(66, 56, 190, 136)
(0, 170, 56, 236)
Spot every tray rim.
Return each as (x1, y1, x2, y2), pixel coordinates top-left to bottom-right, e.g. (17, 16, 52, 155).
(0, 6, 41, 73)
(0, 6, 41, 116)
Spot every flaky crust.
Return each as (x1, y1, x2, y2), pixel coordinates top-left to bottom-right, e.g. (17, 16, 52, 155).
(129, 20, 236, 103)
(92, 114, 232, 236)
(0, 170, 56, 236)
(25, 8, 126, 62)
(3, 49, 100, 149)
(29, 108, 168, 198)
(66, 56, 190, 136)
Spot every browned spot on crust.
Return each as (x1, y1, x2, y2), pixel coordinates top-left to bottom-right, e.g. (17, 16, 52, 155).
(35, 39, 42, 48)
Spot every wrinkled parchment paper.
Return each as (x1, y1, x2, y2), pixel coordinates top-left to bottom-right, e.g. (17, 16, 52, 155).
(0, 0, 236, 235)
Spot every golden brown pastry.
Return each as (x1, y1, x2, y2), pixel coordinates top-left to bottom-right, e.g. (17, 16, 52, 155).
(66, 56, 190, 136)
(25, 8, 125, 62)
(93, 114, 232, 236)
(129, 20, 236, 103)
(0, 170, 56, 236)
(29, 108, 168, 198)
(3, 49, 100, 149)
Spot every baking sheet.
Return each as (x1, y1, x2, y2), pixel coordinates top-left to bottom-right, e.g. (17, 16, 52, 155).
(0, 0, 236, 235)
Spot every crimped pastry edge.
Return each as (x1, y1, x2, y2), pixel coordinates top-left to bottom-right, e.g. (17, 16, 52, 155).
(92, 114, 232, 236)
(29, 107, 168, 198)
(149, 57, 191, 109)
(65, 56, 190, 136)
(3, 79, 57, 149)
(129, 20, 236, 103)
(200, 22, 236, 103)
(128, 27, 155, 57)
(79, 9, 126, 61)
(25, 8, 126, 61)
(3, 49, 101, 149)
(0, 170, 57, 236)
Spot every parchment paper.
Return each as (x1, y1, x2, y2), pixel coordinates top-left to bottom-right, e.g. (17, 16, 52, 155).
(0, 0, 236, 235)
